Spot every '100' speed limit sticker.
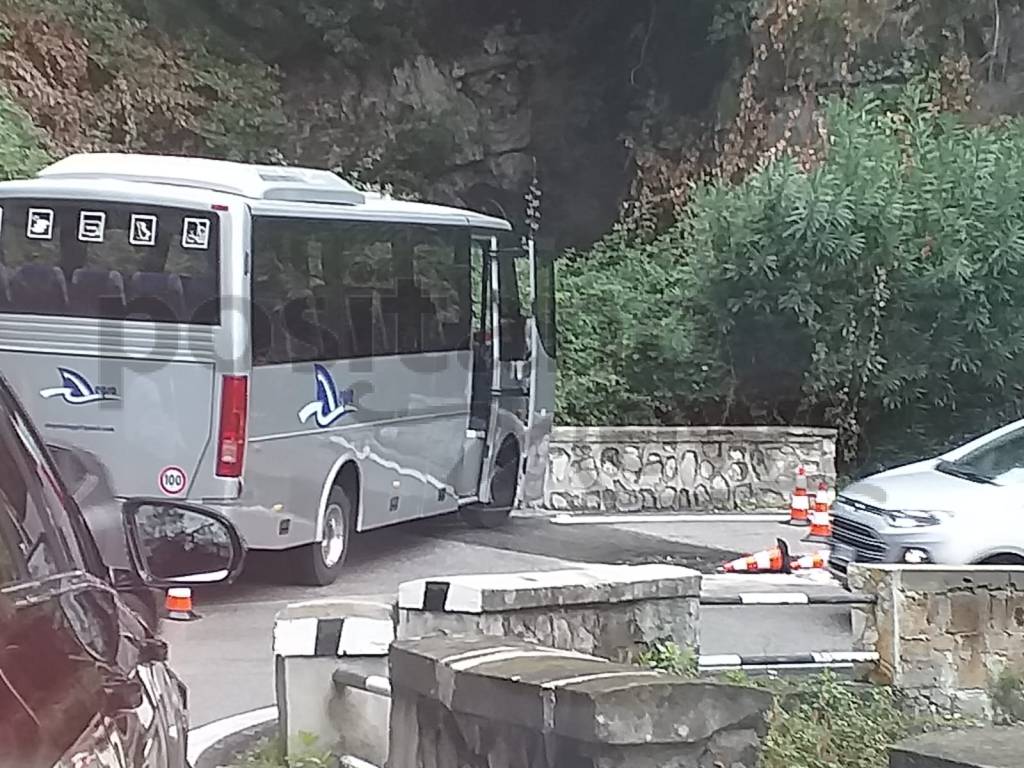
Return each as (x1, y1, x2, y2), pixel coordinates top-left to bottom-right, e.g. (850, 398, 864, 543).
(159, 466, 187, 496)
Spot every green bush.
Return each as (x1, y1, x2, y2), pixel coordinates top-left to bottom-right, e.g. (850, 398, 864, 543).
(0, 91, 50, 179)
(560, 83, 1024, 472)
(759, 672, 908, 768)
(635, 643, 915, 768)
(635, 637, 699, 677)
(990, 664, 1024, 724)
(229, 732, 333, 768)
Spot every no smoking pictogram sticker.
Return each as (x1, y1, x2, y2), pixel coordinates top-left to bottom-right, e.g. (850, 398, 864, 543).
(159, 466, 187, 496)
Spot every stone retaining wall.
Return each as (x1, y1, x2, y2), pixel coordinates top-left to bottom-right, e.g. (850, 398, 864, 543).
(397, 563, 702, 662)
(850, 564, 1024, 720)
(541, 425, 837, 513)
(388, 635, 774, 768)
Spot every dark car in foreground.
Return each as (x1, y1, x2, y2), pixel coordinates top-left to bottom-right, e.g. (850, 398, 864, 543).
(0, 373, 246, 767)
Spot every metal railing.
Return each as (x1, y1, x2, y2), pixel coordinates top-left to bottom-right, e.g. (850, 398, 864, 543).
(699, 651, 879, 671)
(332, 667, 392, 698)
(700, 591, 875, 606)
(339, 757, 382, 768)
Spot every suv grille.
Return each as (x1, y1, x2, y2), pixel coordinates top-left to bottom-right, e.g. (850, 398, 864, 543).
(831, 515, 887, 563)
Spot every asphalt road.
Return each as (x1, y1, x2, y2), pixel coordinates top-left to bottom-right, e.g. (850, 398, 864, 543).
(165, 514, 853, 728)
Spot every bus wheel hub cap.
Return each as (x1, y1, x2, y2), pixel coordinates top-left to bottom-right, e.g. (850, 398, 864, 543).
(321, 505, 346, 568)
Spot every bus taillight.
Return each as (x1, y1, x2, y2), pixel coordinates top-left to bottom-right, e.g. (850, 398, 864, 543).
(216, 375, 248, 478)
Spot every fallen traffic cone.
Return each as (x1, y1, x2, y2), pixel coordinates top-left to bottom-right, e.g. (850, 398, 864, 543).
(164, 587, 198, 621)
(804, 482, 833, 542)
(790, 550, 830, 571)
(718, 537, 791, 574)
(786, 466, 810, 526)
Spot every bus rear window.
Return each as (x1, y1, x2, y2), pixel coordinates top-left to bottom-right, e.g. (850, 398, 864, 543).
(0, 199, 221, 324)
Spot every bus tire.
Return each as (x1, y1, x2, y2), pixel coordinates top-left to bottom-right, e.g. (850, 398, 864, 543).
(460, 441, 518, 529)
(294, 486, 353, 586)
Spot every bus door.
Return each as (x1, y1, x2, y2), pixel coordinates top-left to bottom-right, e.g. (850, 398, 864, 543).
(477, 233, 533, 505)
(522, 238, 556, 506)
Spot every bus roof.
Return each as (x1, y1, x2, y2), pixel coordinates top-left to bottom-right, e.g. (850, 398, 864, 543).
(7, 152, 512, 231)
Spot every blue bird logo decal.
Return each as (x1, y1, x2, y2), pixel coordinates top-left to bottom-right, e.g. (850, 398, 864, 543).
(297, 364, 357, 428)
(39, 368, 120, 405)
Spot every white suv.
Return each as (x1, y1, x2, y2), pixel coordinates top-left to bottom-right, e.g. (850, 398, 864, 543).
(829, 418, 1024, 579)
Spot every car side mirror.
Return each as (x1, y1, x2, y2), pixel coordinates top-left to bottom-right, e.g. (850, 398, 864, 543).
(122, 499, 245, 588)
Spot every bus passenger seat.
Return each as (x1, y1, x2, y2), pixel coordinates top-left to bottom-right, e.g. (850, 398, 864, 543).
(127, 272, 186, 321)
(268, 305, 291, 363)
(70, 269, 126, 316)
(283, 292, 323, 360)
(181, 274, 218, 322)
(11, 264, 69, 315)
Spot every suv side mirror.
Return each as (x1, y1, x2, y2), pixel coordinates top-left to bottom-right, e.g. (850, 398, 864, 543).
(122, 499, 246, 588)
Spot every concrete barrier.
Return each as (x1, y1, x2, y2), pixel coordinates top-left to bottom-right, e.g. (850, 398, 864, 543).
(273, 598, 395, 764)
(387, 634, 775, 768)
(397, 563, 702, 662)
(889, 726, 1024, 767)
(850, 564, 1024, 719)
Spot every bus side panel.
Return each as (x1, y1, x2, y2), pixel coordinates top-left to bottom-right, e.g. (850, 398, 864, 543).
(403, 349, 472, 519)
(240, 352, 470, 547)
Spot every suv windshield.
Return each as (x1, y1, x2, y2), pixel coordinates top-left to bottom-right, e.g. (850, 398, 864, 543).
(937, 426, 1024, 485)
(0, 379, 97, 587)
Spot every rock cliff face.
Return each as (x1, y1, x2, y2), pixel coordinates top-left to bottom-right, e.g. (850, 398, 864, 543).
(270, 1, 732, 249)
(3, 0, 1024, 247)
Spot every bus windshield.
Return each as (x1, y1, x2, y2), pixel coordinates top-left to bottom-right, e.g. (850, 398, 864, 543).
(0, 198, 221, 324)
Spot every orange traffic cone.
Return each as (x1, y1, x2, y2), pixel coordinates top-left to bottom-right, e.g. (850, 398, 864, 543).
(718, 538, 792, 574)
(790, 550, 830, 571)
(804, 482, 833, 542)
(787, 466, 810, 526)
(164, 588, 197, 621)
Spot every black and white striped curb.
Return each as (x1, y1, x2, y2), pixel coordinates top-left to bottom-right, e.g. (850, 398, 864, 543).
(700, 592, 875, 606)
(273, 615, 395, 657)
(699, 651, 879, 670)
(397, 563, 697, 613)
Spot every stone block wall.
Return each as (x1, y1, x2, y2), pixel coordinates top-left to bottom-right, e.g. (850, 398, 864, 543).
(397, 563, 702, 662)
(541, 425, 837, 513)
(850, 564, 1024, 719)
(388, 635, 774, 768)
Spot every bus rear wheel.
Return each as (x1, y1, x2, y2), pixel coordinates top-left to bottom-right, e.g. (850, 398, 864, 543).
(293, 486, 353, 586)
(461, 442, 518, 529)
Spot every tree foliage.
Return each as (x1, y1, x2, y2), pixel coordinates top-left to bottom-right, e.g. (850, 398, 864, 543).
(560, 83, 1024, 472)
(0, 0, 285, 160)
(0, 89, 50, 179)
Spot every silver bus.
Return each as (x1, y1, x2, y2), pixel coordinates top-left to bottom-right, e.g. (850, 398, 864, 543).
(0, 153, 556, 585)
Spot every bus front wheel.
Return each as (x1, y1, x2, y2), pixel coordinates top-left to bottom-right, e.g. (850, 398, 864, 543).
(294, 486, 353, 586)
(461, 443, 518, 529)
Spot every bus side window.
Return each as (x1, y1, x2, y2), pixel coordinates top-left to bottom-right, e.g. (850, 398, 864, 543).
(498, 255, 530, 361)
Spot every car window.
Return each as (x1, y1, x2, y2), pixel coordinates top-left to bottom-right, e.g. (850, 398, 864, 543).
(952, 426, 1024, 483)
(0, 381, 102, 586)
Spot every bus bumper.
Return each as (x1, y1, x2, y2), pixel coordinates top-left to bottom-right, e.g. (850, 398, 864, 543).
(200, 499, 312, 551)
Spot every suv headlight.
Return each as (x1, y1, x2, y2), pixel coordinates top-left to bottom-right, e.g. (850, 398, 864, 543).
(886, 510, 945, 528)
